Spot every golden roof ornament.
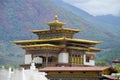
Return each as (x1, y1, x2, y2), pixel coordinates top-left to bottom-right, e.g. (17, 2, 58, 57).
(54, 14, 59, 22)
(47, 14, 66, 28)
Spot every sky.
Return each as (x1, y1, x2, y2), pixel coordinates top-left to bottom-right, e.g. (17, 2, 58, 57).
(62, 0, 120, 16)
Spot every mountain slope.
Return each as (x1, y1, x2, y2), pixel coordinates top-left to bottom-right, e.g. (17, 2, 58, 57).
(96, 15, 120, 26)
(0, 0, 120, 66)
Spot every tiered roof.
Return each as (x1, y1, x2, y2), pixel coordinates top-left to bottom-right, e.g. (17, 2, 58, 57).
(13, 15, 101, 52)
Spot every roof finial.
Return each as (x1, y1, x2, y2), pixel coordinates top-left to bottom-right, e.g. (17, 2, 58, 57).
(54, 13, 59, 22)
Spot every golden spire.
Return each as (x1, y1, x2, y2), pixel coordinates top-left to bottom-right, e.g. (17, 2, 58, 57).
(54, 14, 59, 22)
(47, 14, 66, 30)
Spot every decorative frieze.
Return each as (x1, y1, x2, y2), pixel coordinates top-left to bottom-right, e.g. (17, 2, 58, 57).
(38, 31, 74, 39)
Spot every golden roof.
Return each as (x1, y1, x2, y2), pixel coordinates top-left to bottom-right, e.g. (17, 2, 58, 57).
(66, 38, 102, 44)
(21, 44, 61, 48)
(67, 46, 88, 50)
(31, 28, 80, 33)
(21, 44, 63, 50)
(13, 38, 101, 45)
(89, 47, 101, 52)
(20, 44, 100, 52)
(67, 46, 101, 52)
(47, 15, 66, 26)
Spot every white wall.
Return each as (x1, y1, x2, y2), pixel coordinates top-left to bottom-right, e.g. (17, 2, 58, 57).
(25, 54, 32, 64)
(58, 52, 69, 63)
(83, 54, 95, 66)
(33, 57, 43, 64)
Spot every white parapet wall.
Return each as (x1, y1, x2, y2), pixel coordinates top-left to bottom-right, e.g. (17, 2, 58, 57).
(58, 52, 69, 63)
(25, 54, 32, 64)
(0, 64, 48, 80)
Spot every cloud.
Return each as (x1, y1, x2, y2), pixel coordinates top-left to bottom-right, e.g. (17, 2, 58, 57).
(63, 0, 120, 16)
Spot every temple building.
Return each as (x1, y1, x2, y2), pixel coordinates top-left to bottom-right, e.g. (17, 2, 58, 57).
(13, 15, 115, 80)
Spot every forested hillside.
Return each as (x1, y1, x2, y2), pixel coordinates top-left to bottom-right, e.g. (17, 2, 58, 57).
(0, 0, 120, 66)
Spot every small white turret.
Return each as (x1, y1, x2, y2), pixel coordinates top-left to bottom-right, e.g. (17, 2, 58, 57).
(30, 61, 36, 70)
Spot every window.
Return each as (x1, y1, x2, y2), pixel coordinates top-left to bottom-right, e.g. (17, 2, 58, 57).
(86, 55, 90, 62)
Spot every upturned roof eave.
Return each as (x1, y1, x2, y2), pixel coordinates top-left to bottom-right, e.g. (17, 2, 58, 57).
(13, 38, 101, 45)
(67, 46, 101, 52)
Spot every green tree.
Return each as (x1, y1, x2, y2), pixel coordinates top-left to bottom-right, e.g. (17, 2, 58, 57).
(114, 64, 120, 72)
(114, 64, 120, 80)
(96, 61, 108, 66)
